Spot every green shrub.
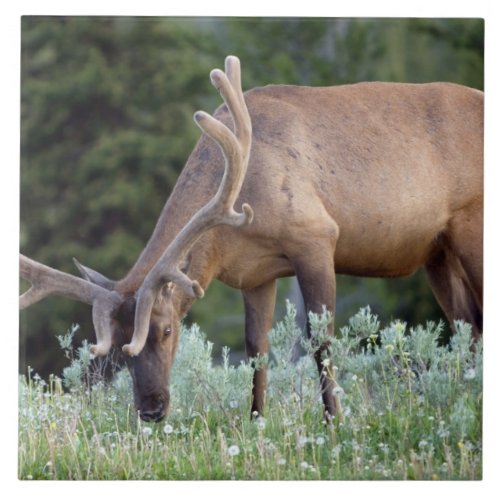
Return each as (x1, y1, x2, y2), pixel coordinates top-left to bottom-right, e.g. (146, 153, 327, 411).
(18, 304, 482, 480)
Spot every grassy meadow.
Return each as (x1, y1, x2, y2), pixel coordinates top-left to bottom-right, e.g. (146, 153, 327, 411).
(18, 304, 482, 480)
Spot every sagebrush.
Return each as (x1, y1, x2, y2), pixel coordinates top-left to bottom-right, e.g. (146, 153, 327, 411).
(18, 303, 482, 479)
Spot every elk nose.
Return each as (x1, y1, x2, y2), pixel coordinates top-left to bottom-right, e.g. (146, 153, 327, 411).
(140, 401, 165, 422)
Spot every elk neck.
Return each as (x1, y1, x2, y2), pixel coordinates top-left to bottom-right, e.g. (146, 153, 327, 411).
(114, 137, 226, 298)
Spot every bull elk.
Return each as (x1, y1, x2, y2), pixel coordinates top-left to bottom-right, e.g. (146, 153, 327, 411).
(20, 56, 483, 422)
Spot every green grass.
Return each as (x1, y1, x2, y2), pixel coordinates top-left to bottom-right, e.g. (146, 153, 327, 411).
(18, 304, 482, 480)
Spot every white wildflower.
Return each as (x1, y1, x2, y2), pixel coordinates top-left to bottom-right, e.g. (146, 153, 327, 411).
(378, 442, 389, 454)
(297, 436, 309, 449)
(437, 427, 450, 439)
(142, 427, 153, 437)
(163, 424, 174, 435)
(464, 368, 476, 380)
(227, 445, 240, 457)
(331, 444, 342, 458)
(315, 436, 326, 446)
(277, 458, 286, 465)
(256, 416, 266, 430)
(437, 420, 449, 438)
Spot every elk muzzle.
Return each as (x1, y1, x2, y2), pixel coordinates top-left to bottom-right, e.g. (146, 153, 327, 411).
(137, 390, 170, 422)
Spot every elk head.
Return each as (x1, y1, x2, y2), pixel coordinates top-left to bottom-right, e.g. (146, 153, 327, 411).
(19, 55, 253, 422)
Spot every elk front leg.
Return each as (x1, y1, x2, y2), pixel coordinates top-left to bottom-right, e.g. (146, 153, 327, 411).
(291, 239, 340, 420)
(242, 280, 277, 417)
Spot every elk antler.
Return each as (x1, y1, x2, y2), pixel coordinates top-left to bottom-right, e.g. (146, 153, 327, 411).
(123, 55, 253, 356)
(19, 254, 122, 356)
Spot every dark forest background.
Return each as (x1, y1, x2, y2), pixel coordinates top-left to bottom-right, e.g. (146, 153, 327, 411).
(19, 17, 484, 378)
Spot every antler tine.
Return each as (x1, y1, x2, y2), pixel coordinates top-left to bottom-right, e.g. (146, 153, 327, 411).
(123, 56, 253, 357)
(225, 56, 241, 93)
(19, 254, 121, 356)
(216, 55, 251, 143)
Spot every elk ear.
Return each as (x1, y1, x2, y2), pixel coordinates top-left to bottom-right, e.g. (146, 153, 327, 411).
(73, 258, 115, 291)
(153, 256, 191, 303)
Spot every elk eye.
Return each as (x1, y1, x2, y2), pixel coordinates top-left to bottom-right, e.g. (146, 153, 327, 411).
(163, 327, 172, 337)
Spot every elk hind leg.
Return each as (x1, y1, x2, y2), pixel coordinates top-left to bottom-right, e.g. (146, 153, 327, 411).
(448, 207, 483, 338)
(425, 244, 482, 341)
